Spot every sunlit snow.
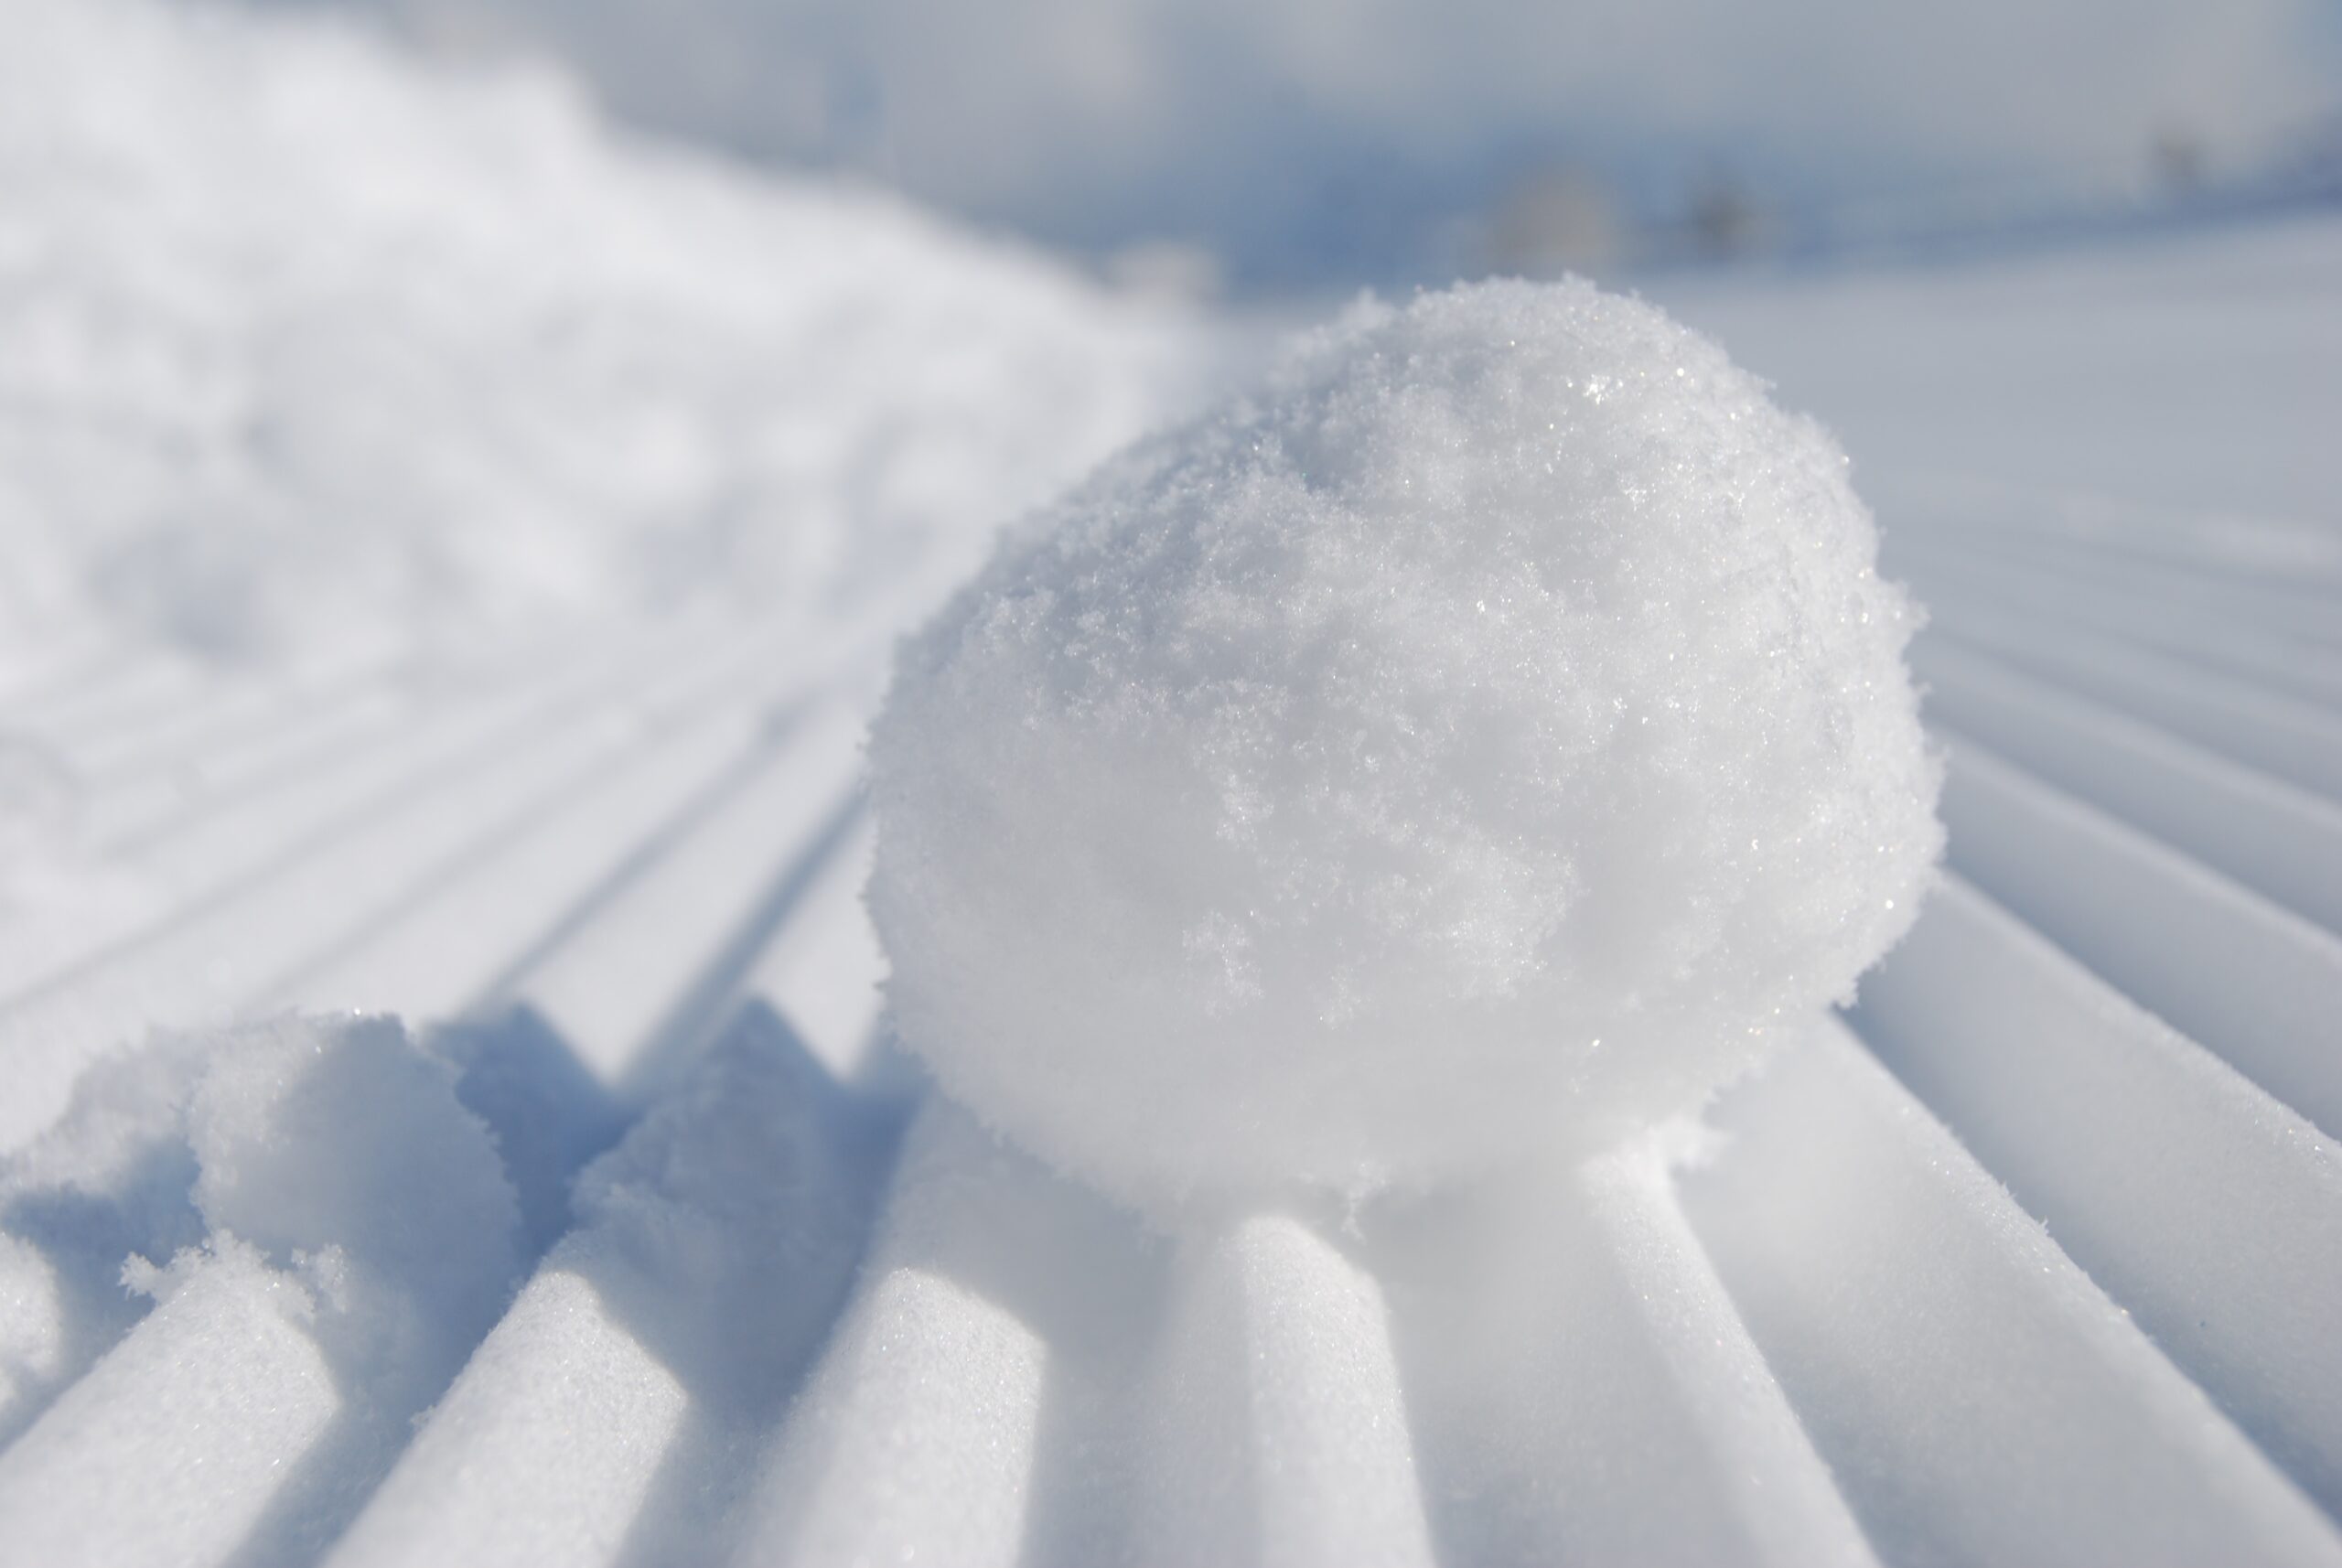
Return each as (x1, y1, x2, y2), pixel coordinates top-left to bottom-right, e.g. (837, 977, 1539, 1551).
(1, 1, 2338, 1565)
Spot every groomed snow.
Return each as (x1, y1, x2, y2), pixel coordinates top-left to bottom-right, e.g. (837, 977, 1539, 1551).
(3, 0, 2340, 1562)
(871, 279, 1940, 1210)
(0, 0, 1203, 1066)
(0, 1015, 523, 1566)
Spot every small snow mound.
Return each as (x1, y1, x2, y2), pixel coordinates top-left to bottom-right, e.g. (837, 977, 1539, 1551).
(0, 1013, 522, 1448)
(870, 277, 1942, 1212)
(182, 1013, 522, 1369)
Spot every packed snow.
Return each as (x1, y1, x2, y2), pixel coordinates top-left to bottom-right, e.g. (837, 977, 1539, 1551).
(3, 0, 2340, 1562)
(0, 0, 1202, 1074)
(0, 1014, 523, 1565)
(870, 279, 1940, 1210)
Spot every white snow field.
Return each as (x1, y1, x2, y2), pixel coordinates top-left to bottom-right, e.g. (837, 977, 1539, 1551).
(4, 3, 2342, 1566)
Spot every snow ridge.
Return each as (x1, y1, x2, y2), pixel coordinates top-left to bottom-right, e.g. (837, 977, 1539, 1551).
(2, 1, 2340, 1563)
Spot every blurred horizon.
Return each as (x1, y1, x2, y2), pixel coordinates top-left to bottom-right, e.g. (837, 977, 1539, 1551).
(246, 0, 2342, 295)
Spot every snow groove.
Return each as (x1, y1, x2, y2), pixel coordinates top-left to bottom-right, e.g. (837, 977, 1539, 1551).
(1853, 875, 2342, 1516)
(1679, 1022, 2342, 1568)
(1935, 732, 2342, 1139)
(3, 158, 2340, 1561)
(7, 499, 2342, 1565)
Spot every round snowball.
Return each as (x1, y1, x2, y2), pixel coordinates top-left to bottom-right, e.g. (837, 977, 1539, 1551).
(869, 277, 1940, 1213)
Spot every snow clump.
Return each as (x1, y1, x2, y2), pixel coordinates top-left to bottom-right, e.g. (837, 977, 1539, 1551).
(0, 1015, 522, 1447)
(870, 277, 1942, 1213)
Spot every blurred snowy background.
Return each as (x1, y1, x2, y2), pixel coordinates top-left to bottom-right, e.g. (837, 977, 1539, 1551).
(249, 0, 2342, 290)
(6, 0, 2337, 689)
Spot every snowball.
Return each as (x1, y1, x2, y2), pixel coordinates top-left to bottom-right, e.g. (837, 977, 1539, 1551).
(869, 277, 1941, 1212)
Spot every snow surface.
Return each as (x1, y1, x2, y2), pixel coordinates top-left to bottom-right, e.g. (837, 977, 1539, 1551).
(3, 0, 2341, 1563)
(0, 0, 1190, 679)
(0, 1014, 523, 1567)
(871, 279, 1939, 1210)
(0, 0, 1200, 1142)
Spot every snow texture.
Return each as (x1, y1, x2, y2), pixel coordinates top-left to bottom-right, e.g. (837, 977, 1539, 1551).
(3, 0, 2339, 1556)
(0, 1013, 523, 1567)
(871, 278, 1942, 1211)
(0, 0, 1186, 680)
(1680, 1020, 2342, 1567)
(331, 1004, 894, 1568)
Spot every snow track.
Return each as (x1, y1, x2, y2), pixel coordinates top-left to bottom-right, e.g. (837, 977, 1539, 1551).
(5, 450, 2338, 1565)
(3, 21, 2339, 1544)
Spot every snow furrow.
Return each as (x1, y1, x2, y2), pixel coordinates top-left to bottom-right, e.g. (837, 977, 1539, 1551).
(1936, 621, 2342, 801)
(2, 11, 2337, 1552)
(1895, 541, 2342, 714)
(1853, 875, 2342, 1517)
(731, 811, 886, 1078)
(325, 1004, 893, 1568)
(1901, 516, 2342, 652)
(0, 1015, 526, 1568)
(71, 628, 720, 848)
(1133, 1214, 1437, 1568)
(1679, 1021, 2342, 1568)
(1913, 638, 2342, 932)
(1950, 489, 2342, 601)
(0, 632, 791, 1151)
(324, 1260, 689, 1568)
(79, 675, 416, 848)
(0, 623, 747, 994)
(256, 686, 812, 1021)
(1936, 733, 2342, 1140)
(0, 1244, 340, 1568)
(499, 695, 872, 1090)
(726, 1098, 1164, 1568)
(1370, 1141, 1877, 1567)
(113, 624, 755, 877)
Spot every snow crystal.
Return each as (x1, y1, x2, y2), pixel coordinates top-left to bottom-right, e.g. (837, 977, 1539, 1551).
(870, 277, 1941, 1211)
